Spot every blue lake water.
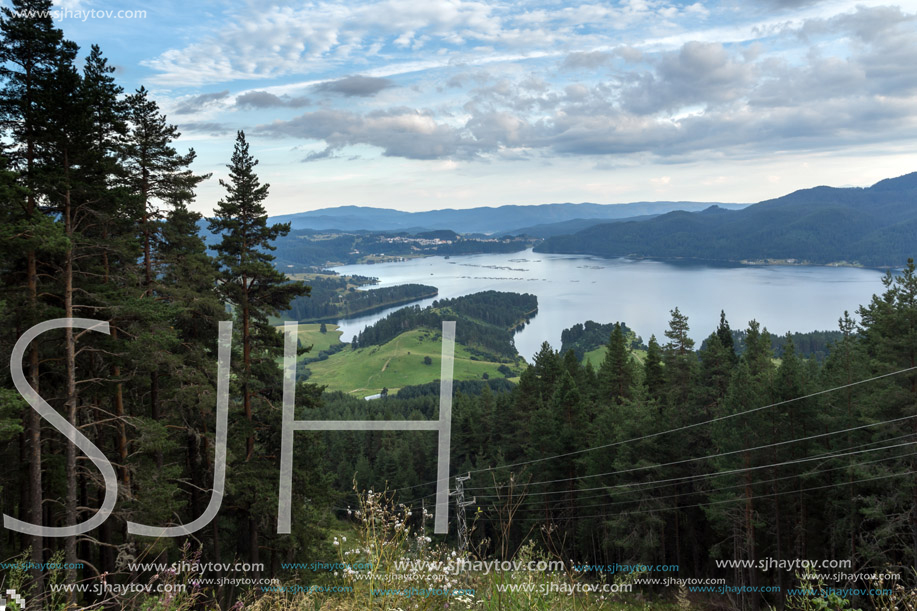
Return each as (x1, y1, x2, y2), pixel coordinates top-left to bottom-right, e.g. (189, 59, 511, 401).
(331, 249, 885, 362)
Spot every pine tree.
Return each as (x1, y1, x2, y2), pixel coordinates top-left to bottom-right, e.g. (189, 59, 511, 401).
(708, 359, 764, 608)
(716, 309, 737, 363)
(40, 34, 85, 577)
(663, 307, 697, 413)
(698, 332, 733, 417)
(123, 86, 201, 293)
(820, 311, 870, 564)
(122, 89, 206, 490)
(0, 1, 70, 588)
(856, 259, 917, 570)
(643, 334, 664, 406)
(208, 130, 308, 568)
(597, 323, 635, 405)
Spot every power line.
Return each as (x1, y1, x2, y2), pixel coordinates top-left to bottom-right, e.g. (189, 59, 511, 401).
(469, 437, 917, 500)
(477, 448, 917, 515)
(396, 415, 916, 505)
(471, 469, 917, 522)
(390, 364, 917, 494)
(393, 432, 916, 507)
(463, 414, 917, 492)
(490, 432, 917, 506)
(332, 436, 916, 513)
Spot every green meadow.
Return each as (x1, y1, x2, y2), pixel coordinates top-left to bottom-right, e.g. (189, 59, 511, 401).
(287, 322, 345, 354)
(305, 328, 519, 397)
(582, 345, 646, 369)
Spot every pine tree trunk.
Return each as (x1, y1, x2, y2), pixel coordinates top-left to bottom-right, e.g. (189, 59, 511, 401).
(189, 434, 201, 518)
(18, 429, 28, 546)
(674, 508, 681, 573)
(64, 176, 79, 583)
(249, 517, 259, 573)
(771, 415, 783, 604)
(151, 371, 162, 469)
(111, 327, 129, 488)
(744, 453, 758, 611)
(27, 140, 45, 595)
(79, 473, 90, 563)
(243, 292, 253, 460)
(212, 516, 221, 563)
(772, 490, 784, 608)
(141, 169, 152, 293)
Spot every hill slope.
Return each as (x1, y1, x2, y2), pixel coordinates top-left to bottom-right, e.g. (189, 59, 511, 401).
(536, 173, 917, 267)
(305, 328, 521, 398)
(304, 292, 535, 397)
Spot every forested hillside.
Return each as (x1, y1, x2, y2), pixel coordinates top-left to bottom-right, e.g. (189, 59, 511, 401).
(0, 7, 327, 607)
(705, 326, 845, 362)
(351, 291, 537, 358)
(537, 174, 917, 267)
(1, 4, 916, 609)
(281, 275, 437, 321)
(560, 320, 645, 359)
(323, 268, 917, 609)
(271, 228, 531, 269)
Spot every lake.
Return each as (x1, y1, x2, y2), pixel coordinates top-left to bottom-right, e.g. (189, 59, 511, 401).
(331, 249, 886, 362)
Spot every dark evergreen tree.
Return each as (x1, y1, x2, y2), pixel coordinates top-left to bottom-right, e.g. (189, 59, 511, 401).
(208, 130, 309, 569)
(856, 259, 917, 571)
(643, 334, 665, 406)
(597, 323, 635, 405)
(0, 1, 69, 589)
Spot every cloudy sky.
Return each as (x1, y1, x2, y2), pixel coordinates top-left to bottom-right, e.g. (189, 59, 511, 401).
(39, 0, 917, 214)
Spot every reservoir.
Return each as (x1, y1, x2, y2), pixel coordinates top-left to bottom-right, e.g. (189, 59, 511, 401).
(331, 249, 885, 362)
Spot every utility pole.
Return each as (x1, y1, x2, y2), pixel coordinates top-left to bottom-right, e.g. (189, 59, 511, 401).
(420, 498, 428, 549)
(451, 473, 475, 552)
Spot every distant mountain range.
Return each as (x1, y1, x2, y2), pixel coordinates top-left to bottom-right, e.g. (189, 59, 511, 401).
(536, 172, 917, 268)
(269, 201, 747, 235)
(502, 214, 661, 238)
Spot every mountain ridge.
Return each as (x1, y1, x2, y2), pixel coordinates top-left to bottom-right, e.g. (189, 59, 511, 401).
(535, 172, 917, 268)
(269, 200, 748, 235)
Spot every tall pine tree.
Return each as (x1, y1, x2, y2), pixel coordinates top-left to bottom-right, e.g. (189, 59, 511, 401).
(208, 130, 308, 569)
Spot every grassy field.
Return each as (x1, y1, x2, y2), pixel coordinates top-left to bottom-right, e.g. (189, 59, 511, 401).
(283, 322, 344, 355)
(306, 328, 519, 397)
(582, 346, 647, 369)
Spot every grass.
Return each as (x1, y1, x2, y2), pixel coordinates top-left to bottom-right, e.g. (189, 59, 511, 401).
(282, 322, 345, 355)
(582, 347, 648, 370)
(306, 328, 519, 397)
(242, 490, 687, 611)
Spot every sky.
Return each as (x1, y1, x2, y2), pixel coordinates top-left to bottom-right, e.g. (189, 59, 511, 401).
(28, 0, 917, 215)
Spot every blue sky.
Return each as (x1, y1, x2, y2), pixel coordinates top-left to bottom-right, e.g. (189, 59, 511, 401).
(34, 0, 917, 214)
